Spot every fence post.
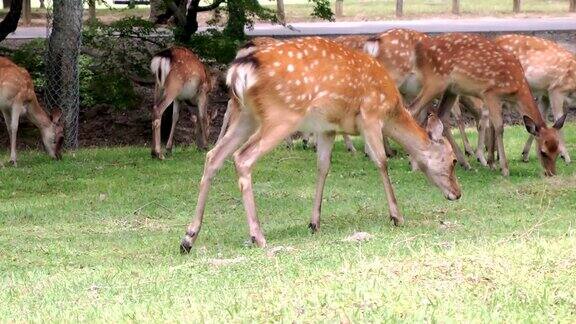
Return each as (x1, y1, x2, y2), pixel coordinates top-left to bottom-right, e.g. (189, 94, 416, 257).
(335, 0, 343, 17)
(396, 0, 403, 17)
(570, 0, 576, 12)
(513, 0, 521, 13)
(452, 0, 460, 14)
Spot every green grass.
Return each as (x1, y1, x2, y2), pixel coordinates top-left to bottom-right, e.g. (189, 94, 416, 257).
(1, 124, 576, 321)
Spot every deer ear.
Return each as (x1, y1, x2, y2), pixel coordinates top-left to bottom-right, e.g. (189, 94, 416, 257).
(51, 108, 62, 124)
(523, 115, 540, 136)
(426, 114, 444, 142)
(553, 113, 567, 130)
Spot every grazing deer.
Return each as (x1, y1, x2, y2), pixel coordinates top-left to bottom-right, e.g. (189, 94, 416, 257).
(150, 46, 212, 159)
(494, 34, 574, 163)
(357, 28, 479, 168)
(0, 57, 64, 165)
(180, 37, 461, 252)
(220, 37, 359, 153)
(409, 33, 565, 176)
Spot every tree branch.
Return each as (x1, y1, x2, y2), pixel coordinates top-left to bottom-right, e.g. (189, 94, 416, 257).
(0, 0, 23, 43)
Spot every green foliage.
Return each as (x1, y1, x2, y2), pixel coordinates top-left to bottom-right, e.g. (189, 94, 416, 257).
(186, 28, 243, 64)
(7, 39, 47, 90)
(309, 0, 335, 21)
(82, 16, 171, 109)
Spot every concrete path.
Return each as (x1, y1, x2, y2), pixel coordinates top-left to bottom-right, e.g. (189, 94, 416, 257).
(6, 17, 576, 39)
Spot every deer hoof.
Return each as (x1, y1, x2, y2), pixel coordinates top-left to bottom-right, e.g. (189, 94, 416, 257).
(151, 151, 165, 160)
(180, 231, 196, 254)
(385, 149, 397, 158)
(249, 235, 267, 248)
(308, 222, 319, 233)
(9, 160, 17, 167)
(391, 215, 404, 226)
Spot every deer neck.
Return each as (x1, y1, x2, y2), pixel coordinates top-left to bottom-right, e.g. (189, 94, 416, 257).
(516, 86, 547, 128)
(383, 108, 430, 157)
(26, 97, 53, 132)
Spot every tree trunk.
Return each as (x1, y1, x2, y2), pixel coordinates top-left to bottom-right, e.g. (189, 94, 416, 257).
(88, 0, 96, 25)
(513, 0, 521, 13)
(396, 0, 403, 17)
(22, 0, 31, 25)
(335, 0, 343, 17)
(276, 0, 285, 23)
(452, 0, 460, 15)
(570, 0, 576, 12)
(0, 0, 22, 43)
(2, 0, 11, 9)
(46, 0, 83, 149)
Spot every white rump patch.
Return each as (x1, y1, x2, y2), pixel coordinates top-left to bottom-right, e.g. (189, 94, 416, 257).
(234, 46, 257, 59)
(363, 40, 380, 57)
(150, 56, 171, 87)
(226, 62, 258, 102)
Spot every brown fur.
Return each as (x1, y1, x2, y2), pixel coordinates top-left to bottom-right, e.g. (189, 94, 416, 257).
(180, 37, 461, 251)
(410, 33, 563, 176)
(150, 46, 212, 159)
(0, 57, 64, 164)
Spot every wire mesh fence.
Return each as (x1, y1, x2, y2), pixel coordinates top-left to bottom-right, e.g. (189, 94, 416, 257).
(44, 0, 83, 149)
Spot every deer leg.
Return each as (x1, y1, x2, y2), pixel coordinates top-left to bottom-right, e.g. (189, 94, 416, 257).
(194, 89, 210, 150)
(217, 100, 233, 142)
(486, 123, 496, 170)
(233, 118, 300, 247)
(343, 134, 357, 154)
(475, 107, 489, 167)
(165, 100, 180, 155)
(486, 96, 509, 176)
(549, 90, 570, 163)
(3, 110, 14, 165)
(437, 92, 471, 170)
(309, 132, 336, 233)
(409, 82, 446, 124)
(151, 88, 179, 160)
(180, 110, 257, 253)
(383, 136, 396, 157)
(362, 120, 403, 226)
(4, 108, 21, 166)
(522, 96, 546, 162)
(452, 102, 474, 156)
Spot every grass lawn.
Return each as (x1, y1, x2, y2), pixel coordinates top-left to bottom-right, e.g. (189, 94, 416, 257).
(1, 123, 576, 321)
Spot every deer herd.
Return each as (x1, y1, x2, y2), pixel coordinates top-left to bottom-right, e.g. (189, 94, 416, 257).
(0, 29, 573, 252)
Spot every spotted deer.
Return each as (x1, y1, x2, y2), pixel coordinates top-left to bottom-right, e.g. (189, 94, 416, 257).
(355, 28, 482, 168)
(180, 37, 461, 252)
(220, 37, 358, 153)
(494, 34, 573, 163)
(150, 46, 212, 159)
(410, 33, 565, 176)
(0, 57, 64, 165)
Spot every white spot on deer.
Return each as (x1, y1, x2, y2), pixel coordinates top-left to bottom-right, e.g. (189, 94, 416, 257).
(273, 62, 281, 67)
(296, 52, 303, 59)
(287, 64, 295, 72)
(288, 51, 293, 57)
(268, 70, 276, 77)
(275, 84, 283, 91)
